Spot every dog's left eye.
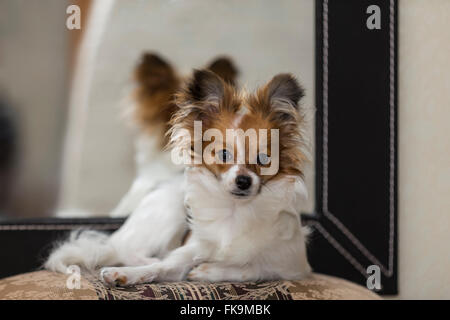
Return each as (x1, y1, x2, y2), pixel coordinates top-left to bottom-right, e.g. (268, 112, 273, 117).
(217, 149, 233, 163)
(257, 153, 271, 166)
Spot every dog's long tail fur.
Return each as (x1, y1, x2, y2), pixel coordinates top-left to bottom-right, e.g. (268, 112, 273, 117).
(44, 230, 118, 274)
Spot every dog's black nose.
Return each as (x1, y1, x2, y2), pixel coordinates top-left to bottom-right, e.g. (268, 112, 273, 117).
(236, 175, 252, 190)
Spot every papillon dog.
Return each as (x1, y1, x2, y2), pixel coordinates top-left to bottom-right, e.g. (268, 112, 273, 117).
(108, 54, 238, 218)
(45, 56, 311, 285)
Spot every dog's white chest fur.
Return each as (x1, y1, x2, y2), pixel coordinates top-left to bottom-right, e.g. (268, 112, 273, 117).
(46, 166, 311, 284)
(184, 167, 311, 278)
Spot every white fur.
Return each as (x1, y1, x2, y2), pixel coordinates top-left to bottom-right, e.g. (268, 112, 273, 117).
(46, 165, 311, 285)
(221, 164, 261, 197)
(99, 166, 310, 285)
(109, 134, 181, 217)
(45, 174, 187, 273)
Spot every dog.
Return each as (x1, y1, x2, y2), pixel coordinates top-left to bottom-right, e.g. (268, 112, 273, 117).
(45, 57, 311, 285)
(109, 53, 238, 218)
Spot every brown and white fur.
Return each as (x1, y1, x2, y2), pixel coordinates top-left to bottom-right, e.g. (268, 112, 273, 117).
(109, 54, 238, 218)
(45, 60, 311, 285)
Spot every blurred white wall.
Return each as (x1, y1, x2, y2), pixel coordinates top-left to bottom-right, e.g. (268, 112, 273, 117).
(0, 0, 69, 217)
(396, 0, 450, 299)
(60, 0, 315, 216)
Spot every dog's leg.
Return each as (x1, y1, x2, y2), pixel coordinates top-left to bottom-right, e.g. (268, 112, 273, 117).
(122, 255, 160, 267)
(100, 242, 207, 286)
(187, 263, 262, 282)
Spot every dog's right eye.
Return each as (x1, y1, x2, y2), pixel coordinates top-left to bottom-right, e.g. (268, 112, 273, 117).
(257, 153, 271, 166)
(217, 149, 233, 163)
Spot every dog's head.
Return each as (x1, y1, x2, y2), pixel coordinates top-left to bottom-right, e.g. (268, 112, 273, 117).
(169, 69, 307, 199)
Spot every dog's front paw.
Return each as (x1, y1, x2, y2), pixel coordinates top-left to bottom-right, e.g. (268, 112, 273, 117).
(100, 266, 159, 287)
(100, 267, 130, 287)
(187, 263, 218, 282)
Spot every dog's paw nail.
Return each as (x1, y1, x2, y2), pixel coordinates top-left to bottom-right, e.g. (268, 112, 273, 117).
(187, 274, 196, 281)
(100, 268, 128, 287)
(115, 275, 128, 286)
(187, 267, 208, 281)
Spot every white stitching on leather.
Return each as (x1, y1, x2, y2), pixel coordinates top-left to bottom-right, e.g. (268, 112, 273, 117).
(0, 224, 122, 231)
(322, 0, 329, 214)
(321, 0, 395, 277)
(312, 222, 368, 277)
(388, 0, 396, 277)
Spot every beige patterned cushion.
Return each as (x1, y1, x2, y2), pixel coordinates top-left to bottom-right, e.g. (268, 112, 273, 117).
(0, 271, 380, 300)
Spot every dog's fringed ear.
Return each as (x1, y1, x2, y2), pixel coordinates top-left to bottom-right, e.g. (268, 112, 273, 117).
(266, 73, 304, 110)
(169, 69, 235, 155)
(186, 69, 225, 103)
(249, 73, 304, 123)
(135, 53, 177, 90)
(174, 68, 239, 122)
(207, 56, 239, 87)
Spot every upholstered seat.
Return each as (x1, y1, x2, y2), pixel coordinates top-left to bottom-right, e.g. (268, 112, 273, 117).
(0, 271, 380, 300)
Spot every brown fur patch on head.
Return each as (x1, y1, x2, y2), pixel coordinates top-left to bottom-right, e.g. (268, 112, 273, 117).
(168, 70, 241, 158)
(132, 54, 240, 151)
(169, 71, 308, 182)
(246, 73, 307, 179)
